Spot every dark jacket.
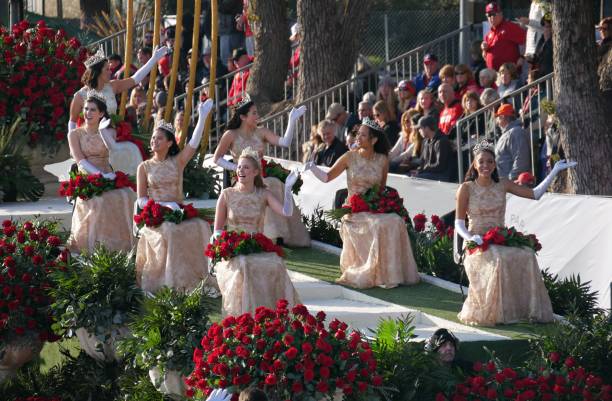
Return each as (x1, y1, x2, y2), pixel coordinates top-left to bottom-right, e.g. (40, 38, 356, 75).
(420, 132, 452, 174)
(382, 120, 400, 147)
(315, 138, 348, 167)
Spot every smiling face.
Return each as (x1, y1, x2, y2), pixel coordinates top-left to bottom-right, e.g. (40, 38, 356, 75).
(419, 92, 434, 110)
(356, 125, 377, 150)
(83, 101, 103, 125)
(474, 150, 496, 178)
(150, 129, 173, 154)
(319, 125, 336, 146)
(236, 156, 260, 184)
(240, 105, 259, 128)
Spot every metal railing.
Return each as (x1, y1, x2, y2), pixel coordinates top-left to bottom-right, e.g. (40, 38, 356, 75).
(454, 72, 555, 182)
(259, 24, 483, 162)
(87, 18, 155, 55)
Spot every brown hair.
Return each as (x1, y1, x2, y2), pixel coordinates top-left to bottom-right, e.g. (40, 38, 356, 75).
(461, 91, 482, 115)
(81, 60, 107, 89)
(373, 100, 391, 123)
(238, 388, 268, 401)
(498, 62, 518, 81)
(238, 154, 266, 188)
(439, 64, 455, 79)
(454, 63, 475, 83)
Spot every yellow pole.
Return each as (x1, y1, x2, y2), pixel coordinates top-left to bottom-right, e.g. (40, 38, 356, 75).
(118, 0, 133, 118)
(143, 0, 162, 129)
(164, 0, 183, 122)
(179, 0, 202, 148)
(199, 0, 218, 157)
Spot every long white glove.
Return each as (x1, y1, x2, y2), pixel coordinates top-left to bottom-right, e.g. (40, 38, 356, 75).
(68, 120, 77, 132)
(282, 169, 299, 216)
(103, 172, 116, 180)
(97, 118, 119, 152)
(159, 201, 180, 211)
(131, 46, 170, 84)
(532, 160, 577, 200)
(206, 389, 231, 401)
(78, 159, 102, 175)
(278, 106, 307, 148)
(454, 219, 483, 245)
(188, 100, 214, 149)
(137, 196, 149, 209)
(302, 161, 328, 182)
(210, 229, 223, 244)
(215, 157, 237, 171)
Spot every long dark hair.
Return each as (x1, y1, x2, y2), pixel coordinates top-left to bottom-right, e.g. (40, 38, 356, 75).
(81, 60, 107, 89)
(464, 148, 499, 182)
(157, 127, 181, 157)
(227, 101, 254, 130)
(85, 96, 109, 120)
(364, 125, 390, 155)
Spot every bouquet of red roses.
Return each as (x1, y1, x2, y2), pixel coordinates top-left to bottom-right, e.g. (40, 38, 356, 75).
(59, 171, 135, 201)
(133, 199, 214, 229)
(261, 159, 303, 195)
(205, 231, 284, 266)
(0, 219, 69, 345)
(185, 300, 383, 401)
(466, 226, 542, 255)
(326, 185, 411, 225)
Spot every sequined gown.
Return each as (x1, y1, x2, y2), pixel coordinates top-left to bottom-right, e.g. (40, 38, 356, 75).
(215, 187, 300, 316)
(67, 128, 136, 253)
(228, 129, 310, 247)
(458, 181, 553, 326)
(135, 157, 216, 293)
(338, 151, 419, 289)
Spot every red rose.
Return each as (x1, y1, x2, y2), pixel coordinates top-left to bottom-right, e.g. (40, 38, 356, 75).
(291, 382, 304, 394)
(316, 381, 329, 393)
(284, 346, 298, 360)
(47, 235, 61, 247)
(320, 366, 330, 379)
(357, 381, 368, 392)
(564, 357, 576, 368)
(3, 256, 15, 268)
(304, 369, 315, 382)
(264, 373, 277, 386)
(14, 326, 25, 335)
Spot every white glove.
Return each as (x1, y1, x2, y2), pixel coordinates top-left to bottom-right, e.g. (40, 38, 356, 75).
(68, 120, 77, 132)
(137, 196, 149, 209)
(78, 159, 102, 175)
(532, 159, 577, 200)
(99, 126, 119, 152)
(278, 105, 307, 148)
(158, 201, 180, 211)
(215, 157, 237, 171)
(99, 118, 112, 130)
(206, 389, 231, 401)
(187, 99, 214, 149)
(102, 172, 116, 180)
(210, 229, 223, 244)
(131, 45, 170, 84)
(454, 219, 483, 245)
(282, 169, 299, 216)
(303, 162, 328, 182)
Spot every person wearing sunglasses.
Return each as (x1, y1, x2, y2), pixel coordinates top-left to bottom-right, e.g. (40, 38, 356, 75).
(481, 2, 527, 71)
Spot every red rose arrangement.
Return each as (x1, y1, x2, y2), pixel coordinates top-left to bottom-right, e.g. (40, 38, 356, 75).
(59, 171, 136, 201)
(205, 231, 284, 266)
(260, 159, 303, 195)
(0, 219, 68, 345)
(326, 185, 411, 226)
(437, 354, 611, 401)
(466, 226, 542, 255)
(185, 300, 383, 400)
(413, 213, 454, 239)
(133, 199, 213, 229)
(0, 20, 86, 145)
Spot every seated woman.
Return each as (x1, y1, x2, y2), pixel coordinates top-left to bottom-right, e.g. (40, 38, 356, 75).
(389, 110, 419, 173)
(67, 90, 136, 253)
(135, 100, 217, 293)
(454, 140, 576, 326)
(304, 119, 420, 289)
(212, 149, 300, 316)
(213, 95, 310, 247)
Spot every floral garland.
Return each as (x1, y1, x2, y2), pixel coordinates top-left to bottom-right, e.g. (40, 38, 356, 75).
(185, 300, 383, 400)
(261, 159, 303, 195)
(205, 230, 284, 266)
(133, 199, 214, 229)
(466, 226, 542, 255)
(59, 171, 135, 201)
(326, 185, 411, 225)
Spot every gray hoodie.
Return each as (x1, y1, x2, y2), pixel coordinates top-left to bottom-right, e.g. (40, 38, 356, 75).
(495, 119, 531, 180)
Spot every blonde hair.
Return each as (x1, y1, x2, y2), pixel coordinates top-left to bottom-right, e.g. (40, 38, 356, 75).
(317, 119, 336, 135)
(238, 154, 266, 188)
(373, 100, 392, 123)
(400, 110, 417, 140)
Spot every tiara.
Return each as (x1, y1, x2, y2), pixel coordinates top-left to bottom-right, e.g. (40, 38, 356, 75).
(84, 46, 106, 69)
(473, 139, 495, 155)
(361, 117, 383, 132)
(239, 146, 260, 160)
(86, 89, 107, 105)
(234, 93, 252, 110)
(155, 119, 175, 134)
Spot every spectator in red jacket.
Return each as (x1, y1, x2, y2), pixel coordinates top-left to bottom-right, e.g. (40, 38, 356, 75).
(227, 48, 253, 106)
(481, 2, 526, 71)
(438, 83, 464, 139)
(454, 63, 481, 98)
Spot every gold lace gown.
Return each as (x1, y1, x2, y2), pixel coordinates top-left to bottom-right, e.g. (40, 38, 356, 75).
(458, 181, 553, 326)
(338, 151, 419, 289)
(67, 128, 136, 253)
(135, 157, 216, 293)
(215, 187, 300, 316)
(229, 129, 310, 247)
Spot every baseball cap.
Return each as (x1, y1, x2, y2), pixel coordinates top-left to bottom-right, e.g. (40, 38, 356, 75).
(495, 103, 515, 117)
(515, 172, 535, 185)
(415, 115, 437, 130)
(398, 80, 416, 95)
(290, 23, 301, 40)
(485, 2, 500, 14)
(232, 47, 247, 61)
(325, 103, 346, 120)
(424, 53, 438, 64)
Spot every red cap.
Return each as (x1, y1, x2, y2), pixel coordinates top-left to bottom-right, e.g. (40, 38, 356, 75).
(398, 80, 416, 95)
(495, 103, 515, 117)
(515, 172, 535, 185)
(485, 2, 500, 14)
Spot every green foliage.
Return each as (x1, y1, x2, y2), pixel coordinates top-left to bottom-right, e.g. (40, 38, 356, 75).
(541, 268, 601, 319)
(0, 117, 44, 202)
(370, 315, 460, 401)
(183, 154, 221, 199)
(526, 311, 612, 380)
(302, 206, 343, 247)
(118, 284, 213, 376)
(50, 246, 143, 339)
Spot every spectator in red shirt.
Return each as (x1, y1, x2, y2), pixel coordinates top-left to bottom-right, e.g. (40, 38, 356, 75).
(454, 64, 481, 98)
(238, 0, 254, 56)
(481, 2, 526, 71)
(438, 83, 464, 139)
(227, 48, 253, 106)
(287, 23, 301, 88)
